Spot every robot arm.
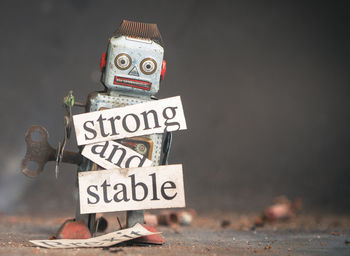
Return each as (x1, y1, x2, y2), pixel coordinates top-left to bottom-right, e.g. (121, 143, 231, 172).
(55, 91, 87, 177)
(21, 91, 85, 178)
(63, 91, 86, 139)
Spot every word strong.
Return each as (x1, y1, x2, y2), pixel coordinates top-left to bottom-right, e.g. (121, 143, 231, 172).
(82, 141, 152, 170)
(78, 164, 185, 214)
(73, 96, 187, 146)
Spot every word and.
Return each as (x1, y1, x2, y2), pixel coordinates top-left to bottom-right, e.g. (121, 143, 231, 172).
(30, 223, 155, 249)
(82, 140, 152, 170)
(78, 164, 185, 214)
(73, 96, 187, 146)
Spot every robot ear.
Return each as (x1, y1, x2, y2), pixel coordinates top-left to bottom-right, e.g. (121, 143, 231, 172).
(100, 52, 107, 72)
(160, 60, 166, 81)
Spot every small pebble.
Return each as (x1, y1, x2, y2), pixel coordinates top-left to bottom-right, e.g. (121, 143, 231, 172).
(221, 220, 231, 228)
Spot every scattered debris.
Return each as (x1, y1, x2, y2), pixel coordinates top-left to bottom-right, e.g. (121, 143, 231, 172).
(264, 244, 272, 250)
(253, 217, 264, 227)
(144, 209, 197, 227)
(221, 220, 231, 228)
(238, 216, 251, 231)
(178, 210, 196, 226)
(264, 196, 301, 221)
(254, 196, 302, 227)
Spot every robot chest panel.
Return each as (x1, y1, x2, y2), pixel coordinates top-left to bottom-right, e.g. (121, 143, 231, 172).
(88, 92, 148, 111)
(87, 92, 163, 166)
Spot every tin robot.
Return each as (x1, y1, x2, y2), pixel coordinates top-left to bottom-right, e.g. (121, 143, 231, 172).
(21, 20, 171, 243)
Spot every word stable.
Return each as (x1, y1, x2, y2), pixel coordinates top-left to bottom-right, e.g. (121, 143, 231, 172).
(78, 164, 185, 214)
(73, 96, 187, 146)
(82, 140, 152, 170)
(30, 223, 155, 249)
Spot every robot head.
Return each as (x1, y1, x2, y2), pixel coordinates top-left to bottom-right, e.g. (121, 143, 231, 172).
(101, 20, 166, 96)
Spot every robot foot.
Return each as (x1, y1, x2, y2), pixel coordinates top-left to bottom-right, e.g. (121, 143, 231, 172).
(132, 224, 164, 245)
(56, 219, 91, 239)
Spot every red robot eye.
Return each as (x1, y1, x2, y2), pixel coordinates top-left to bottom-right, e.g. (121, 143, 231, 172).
(161, 60, 166, 80)
(100, 52, 107, 72)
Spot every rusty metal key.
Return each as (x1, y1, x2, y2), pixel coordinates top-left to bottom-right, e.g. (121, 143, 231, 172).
(21, 125, 82, 178)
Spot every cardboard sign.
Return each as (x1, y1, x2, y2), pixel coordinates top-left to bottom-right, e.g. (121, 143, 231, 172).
(82, 141, 152, 169)
(30, 223, 156, 249)
(73, 96, 187, 146)
(78, 164, 185, 214)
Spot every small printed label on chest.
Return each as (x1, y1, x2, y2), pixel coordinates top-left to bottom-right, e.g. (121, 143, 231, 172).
(73, 96, 187, 146)
(78, 164, 185, 214)
(82, 141, 152, 170)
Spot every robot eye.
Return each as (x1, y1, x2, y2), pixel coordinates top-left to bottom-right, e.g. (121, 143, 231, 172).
(114, 54, 131, 70)
(140, 58, 157, 75)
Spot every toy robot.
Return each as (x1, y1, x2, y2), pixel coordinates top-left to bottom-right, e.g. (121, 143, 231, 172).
(21, 20, 171, 243)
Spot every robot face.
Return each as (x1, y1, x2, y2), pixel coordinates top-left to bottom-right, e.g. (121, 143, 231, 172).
(103, 36, 164, 96)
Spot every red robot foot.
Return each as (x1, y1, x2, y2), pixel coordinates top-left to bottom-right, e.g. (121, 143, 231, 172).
(132, 224, 164, 245)
(56, 219, 91, 239)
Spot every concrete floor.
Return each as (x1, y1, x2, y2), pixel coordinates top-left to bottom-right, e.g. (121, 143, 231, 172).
(0, 213, 349, 255)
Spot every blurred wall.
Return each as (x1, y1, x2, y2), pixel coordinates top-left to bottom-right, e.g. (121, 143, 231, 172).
(0, 0, 349, 215)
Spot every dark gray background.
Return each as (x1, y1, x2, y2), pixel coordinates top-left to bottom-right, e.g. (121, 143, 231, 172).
(0, 0, 349, 215)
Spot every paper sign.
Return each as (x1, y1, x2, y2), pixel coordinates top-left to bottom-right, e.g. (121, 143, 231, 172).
(82, 140, 152, 169)
(73, 96, 187, 146)
(30, 223, 155, 249)
(78, 164, 185, 214)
